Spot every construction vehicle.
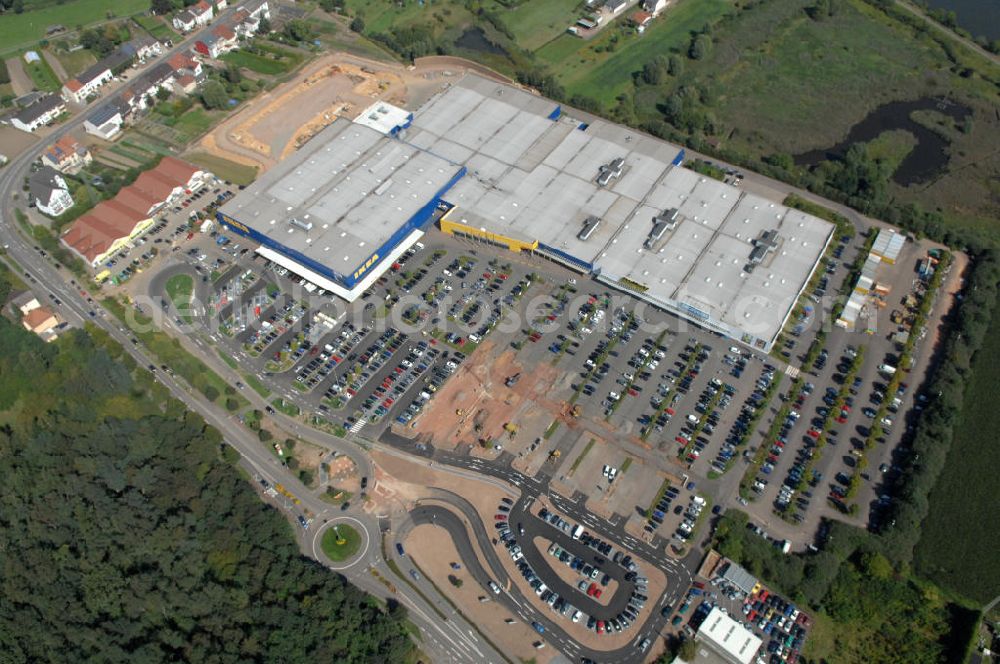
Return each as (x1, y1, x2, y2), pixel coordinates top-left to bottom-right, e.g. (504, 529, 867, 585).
(548, 450, 561, 463)
(505, 373, 521, 387)
(569, 404, 582, 418)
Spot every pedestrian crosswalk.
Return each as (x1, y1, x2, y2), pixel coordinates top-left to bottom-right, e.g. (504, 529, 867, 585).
(350, 418, 366, 433)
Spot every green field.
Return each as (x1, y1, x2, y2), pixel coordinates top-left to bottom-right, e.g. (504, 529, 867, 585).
(550, 0, 733, 103)
(707, 0, 944, 151)
(495, 0, 581, 51)
(54, 48, 96, 78)
(220, 47, 300, 76)
(23, 55, 61, 92)
(321, 524, 362, 562)
(184, 152, 258, 186)
(171, 109, 217, 140)
(915, 310, 1000, 603)
(164, 273, 194, 321)
(132, 14, 176, 42)
(0, 0, 149, 56)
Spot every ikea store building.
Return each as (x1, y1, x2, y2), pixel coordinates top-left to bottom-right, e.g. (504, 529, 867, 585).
(218, 74, 834, 351)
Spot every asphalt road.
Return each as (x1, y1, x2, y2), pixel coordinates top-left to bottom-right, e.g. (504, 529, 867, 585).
(0, 75, 498, 664)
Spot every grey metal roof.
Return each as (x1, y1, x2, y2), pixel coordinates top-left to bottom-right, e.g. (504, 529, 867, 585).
(219, 118, 459, 274)
(14, 94, 63, 123)
(721, 561, 758, 594)
(87, 102, 122, 126)
(218, 72, 832, 346)
(29, 166, 64, 205)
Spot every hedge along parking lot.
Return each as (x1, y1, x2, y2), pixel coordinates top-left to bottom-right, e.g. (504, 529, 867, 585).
(104, 297, 248, 411)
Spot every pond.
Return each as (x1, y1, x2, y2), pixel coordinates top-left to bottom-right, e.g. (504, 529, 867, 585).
(794, 97, 971, 187)
(923, 0, 1000, 40)
(454, 27, 507, 56)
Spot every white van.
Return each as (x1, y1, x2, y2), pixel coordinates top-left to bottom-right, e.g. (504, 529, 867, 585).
(488, 581, 501, 594)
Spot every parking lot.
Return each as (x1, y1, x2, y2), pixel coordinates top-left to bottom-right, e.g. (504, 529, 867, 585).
(495, 497, 661, 650)
(135, 215, 944, 559)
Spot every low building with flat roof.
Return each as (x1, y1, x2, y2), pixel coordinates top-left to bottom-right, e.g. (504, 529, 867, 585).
(217, 73, 834, 350)
(697, 606, 763, 664)
(218, 117, 463, 299)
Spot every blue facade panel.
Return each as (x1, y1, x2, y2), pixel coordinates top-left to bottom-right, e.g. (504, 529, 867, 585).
(538, 243, 593, 272)
(217, 165, 467, 289)
(672, 148, 686, 166)
(548, 105, 562, 121)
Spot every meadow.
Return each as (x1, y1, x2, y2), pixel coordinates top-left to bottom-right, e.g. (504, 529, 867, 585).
(914, 309, 1000, 604)
(0, 0, 148, 56)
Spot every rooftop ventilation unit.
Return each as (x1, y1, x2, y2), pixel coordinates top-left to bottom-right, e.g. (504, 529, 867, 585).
(578, 215, 601, 241)
(745, 228, 779, 273)
(596, 157, 626, 187)
(644, 208, 679, 249)
(289, 217, 313, 232)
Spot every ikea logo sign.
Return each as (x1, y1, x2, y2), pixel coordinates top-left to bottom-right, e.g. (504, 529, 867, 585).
(353, 253, 380, 280)
(222, 215, 249, 234)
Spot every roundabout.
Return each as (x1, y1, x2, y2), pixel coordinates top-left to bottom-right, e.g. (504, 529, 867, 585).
(312, 516, 371, 571)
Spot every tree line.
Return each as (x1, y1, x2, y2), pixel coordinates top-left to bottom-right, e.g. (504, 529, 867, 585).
(0, 281, 416, 663)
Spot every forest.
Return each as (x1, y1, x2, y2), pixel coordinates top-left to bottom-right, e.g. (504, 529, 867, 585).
(0, 287, 414, 663)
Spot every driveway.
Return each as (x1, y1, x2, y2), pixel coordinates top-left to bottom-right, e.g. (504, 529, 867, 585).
(5, 57, 33, 96)
(42, 50, 67, 82)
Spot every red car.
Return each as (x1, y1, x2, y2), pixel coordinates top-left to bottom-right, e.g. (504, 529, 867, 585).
(596, 621, 605, 634)
(807, 428, 821, 439)
(494, 514, 507, 521)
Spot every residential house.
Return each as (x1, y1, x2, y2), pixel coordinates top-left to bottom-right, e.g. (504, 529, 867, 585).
(191, 0, 215, 26)
(605, 0, 628, 13)
(173, 74, 198, 95)
(29, 166, 74, 217)
(242, 0, 270, 20)
(631, 10, 653, 29)
(173, 0, 214, 32)
(17, 297, 61, 341)
(61, 62, 113, 104)
(122, 62, 176, 111)
(62, 157, 209, 266)
(61, 48, 134, 104)
(173, 10, 197, 32)
(167, 51, 204, 78)
(41, 135, 92, 174)
(643, 0, 668, 15)
(83, 101, 125, 140)
(10, 94, 66, 133)
(195, 23, 238, 58)
(120, 36, 163, 63)
(216, 0, 229, 8)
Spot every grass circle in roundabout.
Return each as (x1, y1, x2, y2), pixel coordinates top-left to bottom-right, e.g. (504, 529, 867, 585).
(321, 523, 362, 562)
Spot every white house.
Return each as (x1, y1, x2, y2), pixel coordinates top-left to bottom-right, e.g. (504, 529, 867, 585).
(30, 166, 74, 217)
(173, 2, 212, 32)
(83, 102, 125, 140)
(121, 36, 163, 62)
(605, 0, 628, 14)
(10, 94, 66, 132)
(643, 0, 668, 15)
(61, 62, 114, 104)
(242, 0, 270, 20)
(173, 10, 197, 32)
